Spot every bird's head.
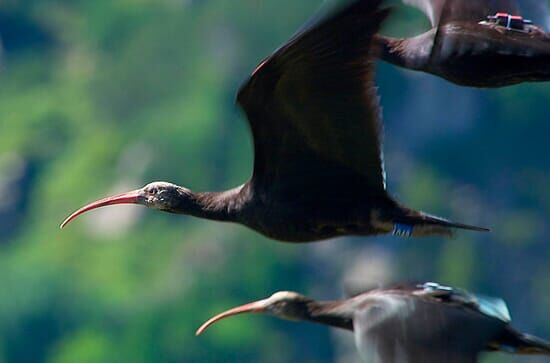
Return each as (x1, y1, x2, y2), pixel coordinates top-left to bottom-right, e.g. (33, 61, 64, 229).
(196, 291, 313, 336)
(60, 181, 190, 228)
(139, 181, 189, 210)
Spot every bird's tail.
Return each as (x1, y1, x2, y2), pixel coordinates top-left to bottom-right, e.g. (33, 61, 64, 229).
(492, 327, 550, 355)
(388, 209, 489, 237)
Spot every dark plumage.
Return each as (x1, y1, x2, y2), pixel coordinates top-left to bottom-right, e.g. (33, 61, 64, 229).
(376, 0, 550, 87)
(60, 0, 488, 242)
(197, 282, 550, 363)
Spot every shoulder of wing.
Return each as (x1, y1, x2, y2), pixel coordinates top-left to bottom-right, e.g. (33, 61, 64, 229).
(413, 282, 511, 323)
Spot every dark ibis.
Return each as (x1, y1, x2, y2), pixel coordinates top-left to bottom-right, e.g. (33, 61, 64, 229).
(376, 0, 550, 87)
(197, 282, 550, 363)
(61, 0, 488, 242)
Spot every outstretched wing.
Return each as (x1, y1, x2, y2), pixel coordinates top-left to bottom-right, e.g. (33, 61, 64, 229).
(238, 0, 390, 197)
(412, 282, 511, 323)
(405, 0, 520, 26)
(352, 286, 507, 363)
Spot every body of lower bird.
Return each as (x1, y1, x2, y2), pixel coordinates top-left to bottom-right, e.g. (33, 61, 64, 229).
(197, 282, 550, 362)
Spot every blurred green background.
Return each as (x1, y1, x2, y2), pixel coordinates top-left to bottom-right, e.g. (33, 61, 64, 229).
(0, 0, 548, 362)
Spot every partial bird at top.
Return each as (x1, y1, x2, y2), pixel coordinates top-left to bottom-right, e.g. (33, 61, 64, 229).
(376, 0, 550, 87)
(60, 0, 488, 242)
(197, 282, 550, 363)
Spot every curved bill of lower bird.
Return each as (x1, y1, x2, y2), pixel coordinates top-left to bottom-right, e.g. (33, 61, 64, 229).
(60, 189, 142, 229)
(196, 299, 268, 336)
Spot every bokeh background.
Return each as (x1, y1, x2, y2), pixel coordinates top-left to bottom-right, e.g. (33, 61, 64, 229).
(0, 0, 548, 362)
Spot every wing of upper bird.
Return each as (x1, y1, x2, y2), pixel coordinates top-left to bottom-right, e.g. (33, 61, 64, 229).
(404, 0, 520, 26)
(351, 283, 509, 363)
(237, 0, 390, 198)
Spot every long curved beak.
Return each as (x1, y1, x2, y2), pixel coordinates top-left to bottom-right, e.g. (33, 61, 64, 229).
(196, 299, 269, 336)
(60, 189, 142, 229)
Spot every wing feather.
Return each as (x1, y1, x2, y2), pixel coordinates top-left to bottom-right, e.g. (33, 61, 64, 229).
(352, 290, 505, 363)
(238, 0, 390, 195)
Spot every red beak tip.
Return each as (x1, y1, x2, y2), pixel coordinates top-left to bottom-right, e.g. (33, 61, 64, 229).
(59, 217, 72, 229)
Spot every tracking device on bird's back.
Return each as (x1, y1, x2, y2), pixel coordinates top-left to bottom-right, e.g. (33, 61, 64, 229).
(483, 13, 533, 32)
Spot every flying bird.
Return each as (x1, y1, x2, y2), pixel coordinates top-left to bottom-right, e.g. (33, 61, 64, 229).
(197, 282, 550, 363)
(61, 0, 488, 242)
(375, 0, 550, 87)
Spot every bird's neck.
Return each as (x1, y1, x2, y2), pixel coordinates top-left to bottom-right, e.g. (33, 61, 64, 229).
(175, 186, 246, 222)
(374, 31, 435, 71)
(305, 301, 354, 331)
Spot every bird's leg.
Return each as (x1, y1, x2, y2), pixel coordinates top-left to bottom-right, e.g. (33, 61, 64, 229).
(392, 223, 414, 237)
(371, 210, 415, 237)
